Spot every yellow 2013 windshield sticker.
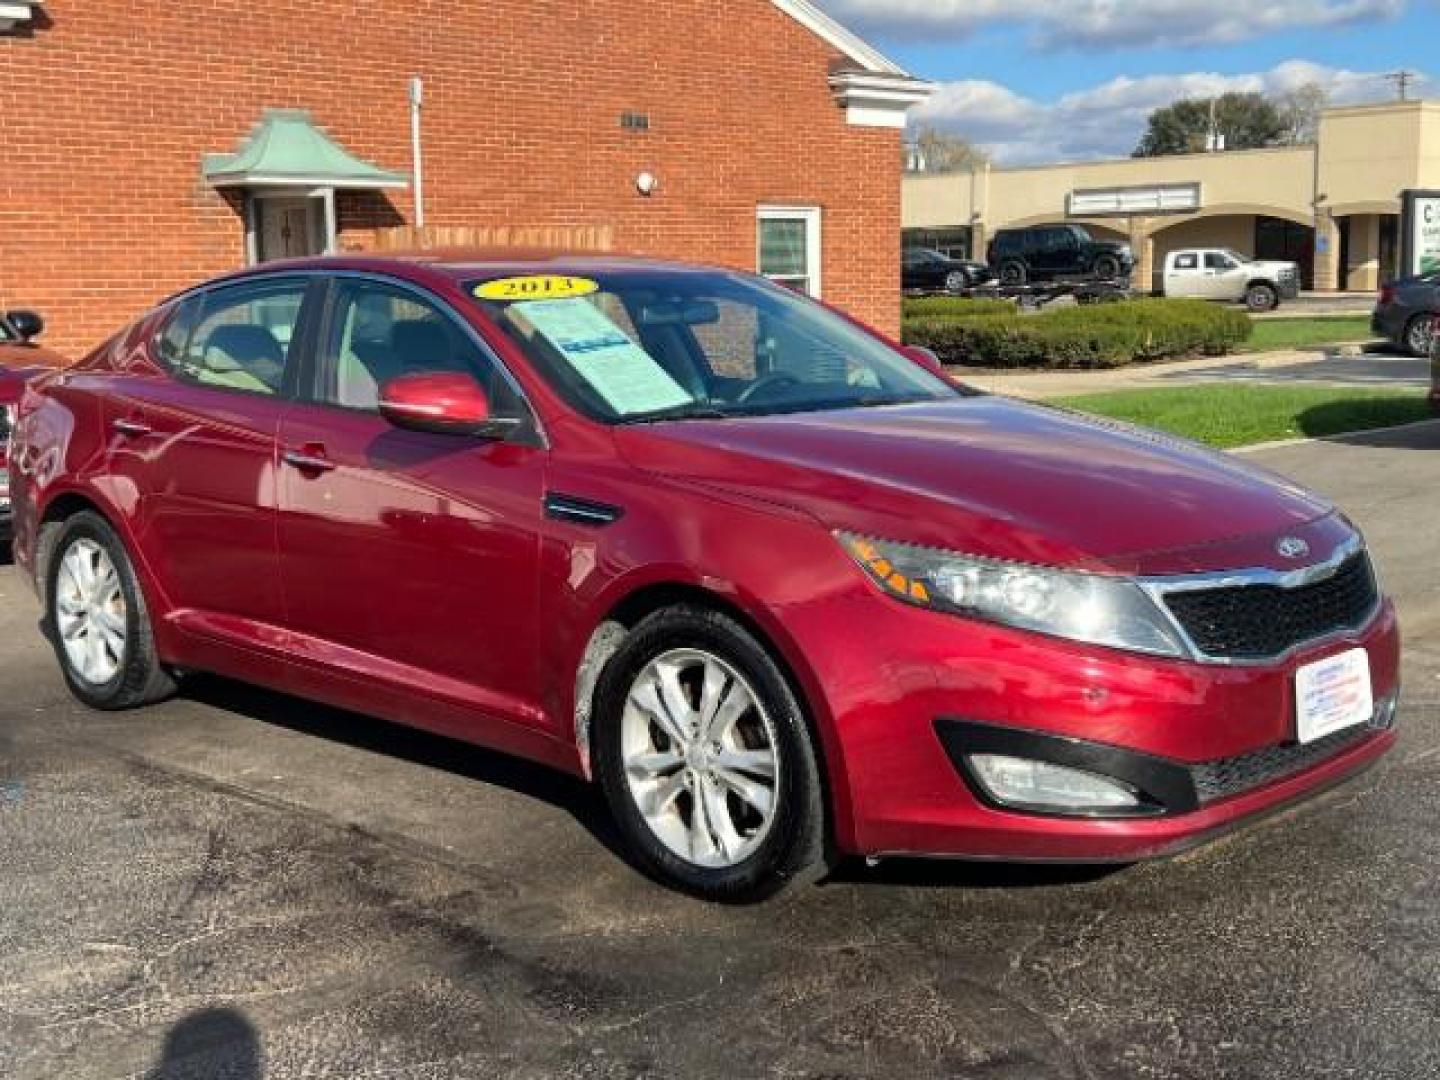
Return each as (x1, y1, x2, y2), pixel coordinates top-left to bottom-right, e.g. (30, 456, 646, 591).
(473, 275, 599, 301)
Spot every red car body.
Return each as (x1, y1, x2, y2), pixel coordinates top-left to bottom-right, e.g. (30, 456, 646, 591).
(9, 253, 1399, 867)
(0, 319, 67, 531)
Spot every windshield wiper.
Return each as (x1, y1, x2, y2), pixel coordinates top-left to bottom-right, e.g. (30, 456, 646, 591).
(619, 403, 732, 424)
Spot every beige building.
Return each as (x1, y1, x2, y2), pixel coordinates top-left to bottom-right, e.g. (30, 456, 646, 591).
(904, 100, 1440, 292)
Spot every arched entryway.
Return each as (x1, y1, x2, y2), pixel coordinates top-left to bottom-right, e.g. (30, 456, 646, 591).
(1149, 206, 1316, 290)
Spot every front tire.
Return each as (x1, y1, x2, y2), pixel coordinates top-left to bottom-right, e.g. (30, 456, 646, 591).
(593, 606, 827, 902)
(46, 511, 175, 710)
(1093, 254, 1121, 282)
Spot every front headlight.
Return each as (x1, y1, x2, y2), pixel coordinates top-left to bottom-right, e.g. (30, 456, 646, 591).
(839, 533, 1185, 658)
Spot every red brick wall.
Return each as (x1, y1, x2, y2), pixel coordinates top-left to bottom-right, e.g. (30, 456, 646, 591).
(0, 1, 902, 357)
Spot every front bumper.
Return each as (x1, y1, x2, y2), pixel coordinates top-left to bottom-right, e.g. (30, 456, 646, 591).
(794, 580, 1401, 862)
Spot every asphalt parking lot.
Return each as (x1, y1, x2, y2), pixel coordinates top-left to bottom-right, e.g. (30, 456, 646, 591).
(2, 422, 1439, 1080)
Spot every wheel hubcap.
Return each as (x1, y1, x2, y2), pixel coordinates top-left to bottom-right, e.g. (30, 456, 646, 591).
(55, 538, 126, 686)
(620, 649, 780, 869)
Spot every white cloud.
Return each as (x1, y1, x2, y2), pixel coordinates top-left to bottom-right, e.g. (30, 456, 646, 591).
(912, 61, 1426, 165)
(816, 0, 1405, 49)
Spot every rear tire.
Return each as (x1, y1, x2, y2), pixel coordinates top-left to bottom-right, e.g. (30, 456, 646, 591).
(592, 605, 828, 902)
(944, 270, 968, 294)
(999, 260, 1028, 286)
(45, 511, 175, 710)
(1245, 283, 1279, 313)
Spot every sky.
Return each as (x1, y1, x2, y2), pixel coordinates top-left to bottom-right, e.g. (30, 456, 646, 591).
(811, 0, 1436, 165)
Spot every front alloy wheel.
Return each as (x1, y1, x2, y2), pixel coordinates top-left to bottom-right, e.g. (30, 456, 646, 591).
(621, 649, 780, 868)
(594, 606, 827, 902)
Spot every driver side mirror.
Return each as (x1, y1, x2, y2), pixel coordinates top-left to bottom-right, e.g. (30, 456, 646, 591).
(378, 371, 520, 439)
(6, 310, 44, 342)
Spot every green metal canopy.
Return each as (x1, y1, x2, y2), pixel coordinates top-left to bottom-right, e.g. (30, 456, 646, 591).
(203, 108, 408, 190)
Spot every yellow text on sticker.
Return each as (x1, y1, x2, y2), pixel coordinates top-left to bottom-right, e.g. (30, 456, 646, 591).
(474, 275, 599, 301)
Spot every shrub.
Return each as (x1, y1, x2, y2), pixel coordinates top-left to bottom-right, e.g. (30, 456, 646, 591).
(903, 296, 1017, 320)
(902, 298, 1252, 370)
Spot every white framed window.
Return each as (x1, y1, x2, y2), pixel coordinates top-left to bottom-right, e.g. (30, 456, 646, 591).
(758, 206, 822, 297)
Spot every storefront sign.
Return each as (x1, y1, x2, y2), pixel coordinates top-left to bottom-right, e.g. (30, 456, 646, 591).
(1400, 189, 1440, 278)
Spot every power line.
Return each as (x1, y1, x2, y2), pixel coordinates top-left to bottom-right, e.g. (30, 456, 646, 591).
(1383, 70, 1418, 102)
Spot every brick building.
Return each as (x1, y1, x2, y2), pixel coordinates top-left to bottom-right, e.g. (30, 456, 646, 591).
(0, 1, 929, 356)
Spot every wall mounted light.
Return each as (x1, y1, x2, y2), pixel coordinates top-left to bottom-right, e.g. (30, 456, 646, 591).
(636, 171, 659, 197)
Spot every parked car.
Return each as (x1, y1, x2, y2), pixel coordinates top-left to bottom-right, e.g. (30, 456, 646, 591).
(0, 310, 66, 536)
(987, 224, 1134, 286)
(11, 254, 1399, 901)
(1372, 275, 1440, 355)
(902, 247, 995, 294)
(1159, 249, 1300, 312)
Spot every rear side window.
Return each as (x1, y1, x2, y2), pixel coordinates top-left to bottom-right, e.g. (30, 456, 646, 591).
(993, 233, 1019, 254)
(159, 279, 308, 396)
(1174, 253, 1198, 270)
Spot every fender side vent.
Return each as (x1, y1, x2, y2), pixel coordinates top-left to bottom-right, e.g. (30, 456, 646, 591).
(545, 493, 624, 527)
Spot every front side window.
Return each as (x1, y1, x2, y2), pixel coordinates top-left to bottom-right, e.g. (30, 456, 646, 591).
(470, 269, 956, 424)
(1205, 252, 1237, 271)
(758, 206, 821, 296)
(163, 280, 307, 395)
(319, 278, 520, 415)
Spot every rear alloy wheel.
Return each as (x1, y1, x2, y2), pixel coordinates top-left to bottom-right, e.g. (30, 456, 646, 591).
(1245, 283, 1279, 312)
(999, 261, 1028, 286)
(47, 511, 175, 710)
(594, 606, 826, 902)
(944, 270, 968, 294)
(1404, 314, 1435, 357)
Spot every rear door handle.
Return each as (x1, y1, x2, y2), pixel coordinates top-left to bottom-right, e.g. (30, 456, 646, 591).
(112, 418, 151, 438)
(282, 447, 337, 474)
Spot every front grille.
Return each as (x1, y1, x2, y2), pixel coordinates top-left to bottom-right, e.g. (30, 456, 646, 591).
(1163, 553, 1379, 660)
(1192, 725, 1375, 803)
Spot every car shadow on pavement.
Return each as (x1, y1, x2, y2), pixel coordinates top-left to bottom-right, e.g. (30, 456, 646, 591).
(829, 856, 1121, 891)
(176, 673, 633, 867)
(144, 1006, 261, 1079)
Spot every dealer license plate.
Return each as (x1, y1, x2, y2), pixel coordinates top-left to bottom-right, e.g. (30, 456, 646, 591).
(1295, 648, 1373, 745)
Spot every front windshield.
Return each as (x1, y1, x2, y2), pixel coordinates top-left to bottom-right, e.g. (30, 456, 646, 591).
(468, 270, 956, 423)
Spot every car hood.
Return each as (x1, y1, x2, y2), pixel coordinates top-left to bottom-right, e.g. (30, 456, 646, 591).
(0, 341, 65, 373)
(614, 398, 1336, 575)
(1245, 260, 1297, 275)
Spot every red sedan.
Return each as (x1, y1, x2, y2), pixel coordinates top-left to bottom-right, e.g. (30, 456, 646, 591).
(1, 309, 66, 534)
(9, 254, 1399, 900)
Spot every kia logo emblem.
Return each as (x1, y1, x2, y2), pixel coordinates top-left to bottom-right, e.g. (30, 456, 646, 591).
(1276, 537, 1311, 559)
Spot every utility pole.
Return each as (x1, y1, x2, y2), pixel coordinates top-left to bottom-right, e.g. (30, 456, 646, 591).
(1384, 70, 1417, 102)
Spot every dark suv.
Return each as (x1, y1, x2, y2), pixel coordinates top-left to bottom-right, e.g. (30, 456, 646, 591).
(987, 225, 1134, 286)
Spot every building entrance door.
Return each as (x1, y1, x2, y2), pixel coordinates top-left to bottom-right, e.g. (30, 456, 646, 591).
(257, 196, 325, 262)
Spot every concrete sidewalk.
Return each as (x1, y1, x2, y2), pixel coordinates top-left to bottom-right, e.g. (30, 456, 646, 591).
(959, 347, 1431, 400)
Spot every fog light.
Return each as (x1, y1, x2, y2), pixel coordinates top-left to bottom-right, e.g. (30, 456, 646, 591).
(968, 754, 1141, 813)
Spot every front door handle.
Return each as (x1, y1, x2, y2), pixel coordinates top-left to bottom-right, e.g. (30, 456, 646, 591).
(282, 448, 337, 474)
(112, 417, 151, 438)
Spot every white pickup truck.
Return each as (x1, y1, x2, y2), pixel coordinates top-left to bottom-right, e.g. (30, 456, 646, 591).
(1158, 248, 1301, 311)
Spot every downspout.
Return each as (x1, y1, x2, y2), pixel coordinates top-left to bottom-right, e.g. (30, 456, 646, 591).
(410, 75, 426, 230)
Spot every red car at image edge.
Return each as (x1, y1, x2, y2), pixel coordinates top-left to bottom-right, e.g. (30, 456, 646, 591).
(8, 252, 1400, 901)
(1, 309, 67, 535)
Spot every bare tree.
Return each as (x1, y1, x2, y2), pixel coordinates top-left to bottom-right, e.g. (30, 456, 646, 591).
(906, 125, 990, 174)
(1274, 82, 1330, 145)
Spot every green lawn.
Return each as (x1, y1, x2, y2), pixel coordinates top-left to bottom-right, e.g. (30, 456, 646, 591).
(1055, 385, 1431, 449)
(1239, 315, 1376, 353)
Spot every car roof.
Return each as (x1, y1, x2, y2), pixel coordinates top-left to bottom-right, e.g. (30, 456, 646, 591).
(221, 249, 730, 284)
